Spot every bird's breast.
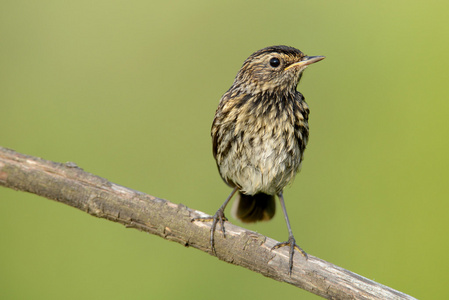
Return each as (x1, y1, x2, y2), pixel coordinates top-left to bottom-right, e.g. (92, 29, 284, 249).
(214, 93, 308, 195)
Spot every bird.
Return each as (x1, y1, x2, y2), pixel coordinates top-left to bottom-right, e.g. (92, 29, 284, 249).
(194, 45, 324, 274)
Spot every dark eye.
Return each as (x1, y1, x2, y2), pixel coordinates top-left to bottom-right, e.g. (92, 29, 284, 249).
(269, 57, 280, 68)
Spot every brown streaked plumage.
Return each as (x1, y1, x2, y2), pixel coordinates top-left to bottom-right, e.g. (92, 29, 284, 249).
(195, 45, 324, 274)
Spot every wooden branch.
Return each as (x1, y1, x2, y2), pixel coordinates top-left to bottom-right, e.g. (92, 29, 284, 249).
(0, 146, 416, 300)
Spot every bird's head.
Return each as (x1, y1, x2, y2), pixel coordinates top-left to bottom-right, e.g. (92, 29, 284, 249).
(233, 45, 324, 94)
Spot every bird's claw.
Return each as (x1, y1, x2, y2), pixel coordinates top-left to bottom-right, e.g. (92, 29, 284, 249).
(192, 209, 227, 254)
(272, 235, 307, 275)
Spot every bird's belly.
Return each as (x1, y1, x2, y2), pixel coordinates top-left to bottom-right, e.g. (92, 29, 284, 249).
(218, 133, 302, 195)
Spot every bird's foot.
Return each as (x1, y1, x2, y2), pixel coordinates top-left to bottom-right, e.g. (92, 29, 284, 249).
(192, 208, 227, 255)
(272, 235, 308, 275)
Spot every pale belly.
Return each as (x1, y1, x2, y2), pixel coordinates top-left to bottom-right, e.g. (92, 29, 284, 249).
(218, 130, 302, 195)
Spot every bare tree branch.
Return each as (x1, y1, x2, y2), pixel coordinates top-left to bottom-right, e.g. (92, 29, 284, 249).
(0, 146, 416, 300)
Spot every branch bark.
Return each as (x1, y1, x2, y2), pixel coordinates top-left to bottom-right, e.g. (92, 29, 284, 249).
(0, 146, 416, 300)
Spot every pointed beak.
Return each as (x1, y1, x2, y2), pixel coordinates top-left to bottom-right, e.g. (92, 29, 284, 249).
(284, 55, 325, 71)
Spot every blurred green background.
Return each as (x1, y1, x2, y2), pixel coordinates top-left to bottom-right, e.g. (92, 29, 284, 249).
(1, 0, 448, 299)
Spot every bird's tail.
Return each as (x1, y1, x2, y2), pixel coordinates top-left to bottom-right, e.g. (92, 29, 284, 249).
(231, 192, 276, 223)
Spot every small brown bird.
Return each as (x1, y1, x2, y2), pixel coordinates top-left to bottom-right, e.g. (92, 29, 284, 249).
(196, 45, 324, 274)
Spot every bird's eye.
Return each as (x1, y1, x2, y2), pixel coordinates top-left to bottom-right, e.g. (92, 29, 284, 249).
(269, 57, 280, 68)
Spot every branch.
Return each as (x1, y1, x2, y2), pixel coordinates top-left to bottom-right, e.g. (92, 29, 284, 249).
(0, 146, 416, 300)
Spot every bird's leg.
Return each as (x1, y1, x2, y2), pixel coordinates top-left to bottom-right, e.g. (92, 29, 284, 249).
(192, 187, 238, 254)
(272, 192, 308, 275)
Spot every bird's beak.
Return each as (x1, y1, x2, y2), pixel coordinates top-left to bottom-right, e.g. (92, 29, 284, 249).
(284, 56, 325, 71)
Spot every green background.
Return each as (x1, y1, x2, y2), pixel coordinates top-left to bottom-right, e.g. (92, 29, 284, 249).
(1, 1, 448, 299)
